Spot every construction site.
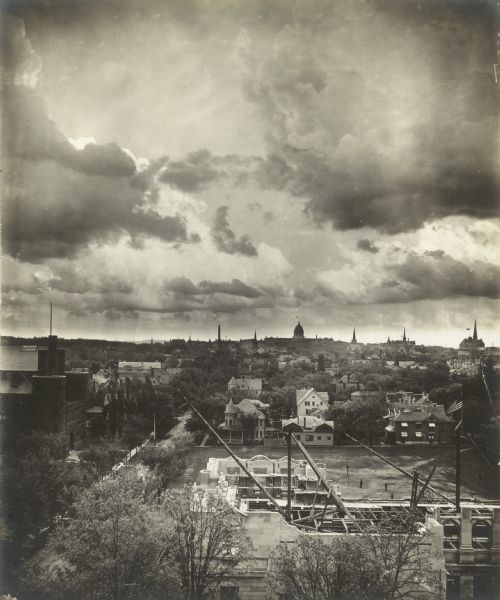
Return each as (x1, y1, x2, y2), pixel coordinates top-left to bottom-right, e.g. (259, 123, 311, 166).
(189, 404, 500, 600)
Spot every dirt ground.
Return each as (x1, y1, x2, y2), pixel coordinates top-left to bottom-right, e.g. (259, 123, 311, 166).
(172, 443, 499, 502)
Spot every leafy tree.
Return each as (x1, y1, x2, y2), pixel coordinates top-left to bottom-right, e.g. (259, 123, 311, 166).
(141, 432, 194, 492)
(329, 397, 386, 445)
(78, 443, 127, 477)
(186, 394, 228, 433)
(4, 434, 96, 548)
(23, 477, 179, 600)
(161, 487, 251, 600)
(121, 416, 152, 449)
(269, 511, 442, 600)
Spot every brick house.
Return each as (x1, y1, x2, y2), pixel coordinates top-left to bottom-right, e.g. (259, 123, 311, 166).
(385, 402, 453, 444)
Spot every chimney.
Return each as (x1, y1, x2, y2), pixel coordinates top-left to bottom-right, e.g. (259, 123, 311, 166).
(48, 335, 58, 375)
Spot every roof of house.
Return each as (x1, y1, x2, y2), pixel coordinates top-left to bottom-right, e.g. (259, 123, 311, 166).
(282, 416, 334, 432)
(391, 404, 452, 423)
(248, 399, 269, 411)
(225, 399, 239, 414)
(1, 345, 42, 372)
(228, 376, 263, 390)
(224, 398, 265, 418)
(118, 361, 162, 369)
(296, 388, 329, 405)
(237, 399, 264, 417)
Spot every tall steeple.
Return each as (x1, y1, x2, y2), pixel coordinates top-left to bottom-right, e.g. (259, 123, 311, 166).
(217, 323, 221, 342)
(351, 328, 357, 344)
(473, 320, 477, 340)
(254, 330, 257, 341)
(403, 327, 407, 342)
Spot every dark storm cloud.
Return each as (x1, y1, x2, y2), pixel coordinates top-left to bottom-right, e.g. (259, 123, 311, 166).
(160, 150, 260, 193)
(198, 279, 261, 298)
(211, 206, 258, 256)
(160, 150, 220, 192)
(3, 158, 195, 261)
(4, 86, 136, 177)
(239, 0, 499, 233)
(164, 277, 262, 298)
(48, 265, 134, 295)
(1, 15, 197, 261)
(373, 253, 500, 303)
(357, 239, 379, 254)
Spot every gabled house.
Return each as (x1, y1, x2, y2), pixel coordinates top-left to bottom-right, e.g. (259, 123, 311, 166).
(281, 415, 334, 446)
(384, 403, 452, 444)
(218, 398, 266, 444)
(227, 376, 263, 398)
(296, 388, 329, 418)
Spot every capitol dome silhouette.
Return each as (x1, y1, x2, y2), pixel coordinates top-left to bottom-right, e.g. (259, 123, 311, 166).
(293, 321, 304, 339)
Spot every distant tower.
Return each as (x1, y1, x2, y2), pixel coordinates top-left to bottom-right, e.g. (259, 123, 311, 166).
(351, 328, 357, 344)
(473, 320, 478, 340)
(254, 329, 257, 341)
(403, 328, 407, 342)
(217, 323, 221, 343)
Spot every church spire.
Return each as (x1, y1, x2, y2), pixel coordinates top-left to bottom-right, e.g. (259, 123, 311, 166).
(473, 320, 477, 340)
(254, 329, 257, 341)
(351, 328, 357, 344)
(403, 327, 406, 342)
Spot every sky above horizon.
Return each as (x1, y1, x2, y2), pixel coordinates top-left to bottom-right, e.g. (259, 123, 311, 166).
(2, 0, 499, 347)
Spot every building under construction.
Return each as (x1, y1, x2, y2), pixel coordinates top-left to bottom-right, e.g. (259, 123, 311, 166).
(190, 403, 500, 600)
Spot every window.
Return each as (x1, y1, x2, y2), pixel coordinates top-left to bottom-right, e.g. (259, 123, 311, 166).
(317, 436, 322, 440)
(220, 586, 239, 600)
(0, 413, 6, 421)
(401, 431, 408, 437)
(415, 431, 423, 438)
(305, 435, 314, 441)
(443, 520, 460, 549)
(401, 422, 408, 427)
(472, 520, 492, 549)
(429, 422, 436, 428)
(296, 434, 300, 440)
(327, 436, 331, 440)
(253, 467, 268, 475)
(226, 467, 240, 475)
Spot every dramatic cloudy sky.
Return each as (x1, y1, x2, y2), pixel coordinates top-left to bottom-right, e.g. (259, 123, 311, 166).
(2, 0, 499, 345)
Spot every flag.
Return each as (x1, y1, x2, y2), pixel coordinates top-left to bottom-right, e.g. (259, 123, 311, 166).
(447, 400, 463, 415)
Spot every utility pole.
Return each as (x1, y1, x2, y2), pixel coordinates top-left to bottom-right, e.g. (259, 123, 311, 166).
(286, 431, 292, 523)
(153, 413, 156, 445)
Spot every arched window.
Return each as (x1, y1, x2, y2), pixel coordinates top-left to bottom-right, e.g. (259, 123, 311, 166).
(472, 520, 492, 549)
(443, 520, 460, 549)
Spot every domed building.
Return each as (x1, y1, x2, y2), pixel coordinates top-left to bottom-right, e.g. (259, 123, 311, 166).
(293, 321, 305, 339)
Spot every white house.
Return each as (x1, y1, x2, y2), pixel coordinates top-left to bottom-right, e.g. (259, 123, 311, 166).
(296, 388, 329, 418)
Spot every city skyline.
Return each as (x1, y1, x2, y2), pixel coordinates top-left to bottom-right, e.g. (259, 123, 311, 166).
(2, 0, 499, 347)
